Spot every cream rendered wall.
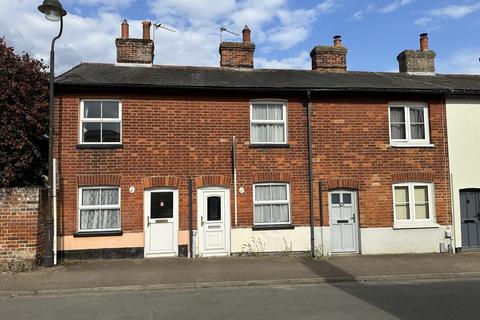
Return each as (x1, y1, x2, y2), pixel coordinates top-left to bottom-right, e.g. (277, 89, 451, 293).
(446, 98, 480, 248)
(231, 227, 311, 253)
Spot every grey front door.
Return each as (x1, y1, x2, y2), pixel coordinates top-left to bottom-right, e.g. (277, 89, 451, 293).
(329, 190, 359, 253)
(460, 190, 480, 248)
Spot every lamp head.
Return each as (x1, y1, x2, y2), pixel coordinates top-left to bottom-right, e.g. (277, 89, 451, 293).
(38, 0, 67, 22)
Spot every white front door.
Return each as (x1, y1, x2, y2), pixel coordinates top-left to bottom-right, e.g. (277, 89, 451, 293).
(197, 188, 231, 256)
(329, 190, 359, 253)
(144, 189, 178, 257)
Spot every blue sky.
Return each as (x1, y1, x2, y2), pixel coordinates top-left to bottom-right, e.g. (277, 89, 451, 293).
(1, 0, 480, 74)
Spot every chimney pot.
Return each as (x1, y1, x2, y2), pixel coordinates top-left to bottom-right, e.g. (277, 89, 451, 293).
(142, 20, 152, 40)
(419, 32, 428, 51)
(333, 35, 342, 47)
(242, 25, 251, 43)
(121, 19, 129, 39)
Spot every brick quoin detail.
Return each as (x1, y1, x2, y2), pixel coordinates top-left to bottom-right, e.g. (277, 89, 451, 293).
(323, 178, 361, 191)
(252, 172, 292, 183)
(142, 176, 181, 189)
(195, 175, 232, 188)
(77, 175, 121, 186)
(391, 172, 435, 183)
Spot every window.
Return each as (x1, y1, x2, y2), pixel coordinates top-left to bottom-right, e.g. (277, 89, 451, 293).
(80, 100, 121, 144)
(389, 102, 430, 146)
(393, 182, 436, 228)
(250, 101, 287, 144)
(78, 187, 121, 232)
(253, 183, 291, 225)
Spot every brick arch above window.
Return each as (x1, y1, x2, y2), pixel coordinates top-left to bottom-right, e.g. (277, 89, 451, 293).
(252, 172, 291, 183)
(195, 175, 231, 188)
(323, 178, 361, 191)
(392, 172, 434, 183)
(142, 176, 181, 189)
(77, 174, 121, 186)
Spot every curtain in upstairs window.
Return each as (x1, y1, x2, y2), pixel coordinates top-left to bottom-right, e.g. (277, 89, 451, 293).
(390, 107, 406, 139)
(410, 108, 425, 139)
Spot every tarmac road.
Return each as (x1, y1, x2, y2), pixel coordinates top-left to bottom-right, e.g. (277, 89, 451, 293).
(1, 278, 479, 320)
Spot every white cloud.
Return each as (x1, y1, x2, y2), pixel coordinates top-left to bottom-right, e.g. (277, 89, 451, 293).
(379, 0, 412, 14)
(438, 47, 480, 74)
(415, 3, 480, 26)
(256, 51, 310, 69)
(0, 0, 338, 74)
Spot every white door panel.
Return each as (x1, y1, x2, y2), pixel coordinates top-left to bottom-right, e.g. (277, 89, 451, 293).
(329, 191, 359, 253)
(198, 188, 230, 256)
(144, 189, 178, 257)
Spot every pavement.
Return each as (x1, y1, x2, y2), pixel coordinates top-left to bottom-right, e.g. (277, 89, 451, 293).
(1, 253, 480, 296)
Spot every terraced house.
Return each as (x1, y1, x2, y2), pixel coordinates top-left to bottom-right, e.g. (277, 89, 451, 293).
(53, 20, 480, 259)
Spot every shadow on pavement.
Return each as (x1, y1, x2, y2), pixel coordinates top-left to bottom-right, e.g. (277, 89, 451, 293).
(302, 257, 480, 320)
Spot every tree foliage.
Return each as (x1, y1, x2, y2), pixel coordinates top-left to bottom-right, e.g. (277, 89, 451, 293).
(0, 38, 49, 187)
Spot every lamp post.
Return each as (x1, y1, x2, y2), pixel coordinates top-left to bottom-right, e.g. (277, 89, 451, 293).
(38, 0, 67, 267)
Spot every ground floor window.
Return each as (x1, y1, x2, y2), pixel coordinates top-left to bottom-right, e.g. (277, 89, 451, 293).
(393, 182, 435, 228)
(78, 187, 121, 232)
(253, 183, 291, 225)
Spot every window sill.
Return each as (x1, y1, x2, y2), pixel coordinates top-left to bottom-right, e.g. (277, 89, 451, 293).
(393, 223, 439, 230)
(390, 143, 434, 148)
(249, 144, 290, 149)
(76, 144, 124, 150)
(74, 230, 123, 237)
(252, 224, 295, 231)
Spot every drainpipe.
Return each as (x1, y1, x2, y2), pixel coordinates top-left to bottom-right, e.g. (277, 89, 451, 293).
(188, 177, 193, 258)
(318, 181, 325, 256)
(306, 91, 315, 257)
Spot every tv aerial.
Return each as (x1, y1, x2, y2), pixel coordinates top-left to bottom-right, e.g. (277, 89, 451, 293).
(220, 26, 239, 42)
(153, 22, 176, 43)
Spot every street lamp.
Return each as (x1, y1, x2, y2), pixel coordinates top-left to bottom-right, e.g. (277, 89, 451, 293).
(38, 0, 67, 267)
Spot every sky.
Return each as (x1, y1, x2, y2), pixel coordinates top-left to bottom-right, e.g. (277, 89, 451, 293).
(1, 0, 480, 75)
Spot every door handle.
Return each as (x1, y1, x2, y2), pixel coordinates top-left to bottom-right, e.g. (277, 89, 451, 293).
(464, 219, 475, 223)
(352, 214, 356, 223)
(201, 216, 204, 225)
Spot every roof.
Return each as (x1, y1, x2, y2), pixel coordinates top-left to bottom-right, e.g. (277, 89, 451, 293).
(55, 63, 480, 95)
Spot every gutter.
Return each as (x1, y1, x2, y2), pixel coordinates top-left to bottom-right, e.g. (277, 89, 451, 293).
(305, 90, 316, 257)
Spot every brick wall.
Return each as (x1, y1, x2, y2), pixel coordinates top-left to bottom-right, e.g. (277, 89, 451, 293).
(54, 91, 450, 238)
(311, 95, 450, 228)
(0, 188, 46, 266)
(54, 93, 310, 235)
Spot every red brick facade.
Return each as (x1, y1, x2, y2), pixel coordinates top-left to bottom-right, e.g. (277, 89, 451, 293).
(0, 188, 46, 267)
(54, 91, 450, 238)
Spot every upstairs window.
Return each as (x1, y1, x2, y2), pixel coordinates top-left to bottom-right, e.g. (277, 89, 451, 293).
(389, 102, 430, 146)
(80, 100, 121, 144)
(250, 101, 287, 144)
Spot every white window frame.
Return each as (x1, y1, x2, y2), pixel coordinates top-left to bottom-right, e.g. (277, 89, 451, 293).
(392, 182, 438, 229)
(388, 102, 432, 147)
(79, 100, 122, 144)
(77, 186, 121, 232)
(252, 182, 291, 225)
(250, 100, 288, 144)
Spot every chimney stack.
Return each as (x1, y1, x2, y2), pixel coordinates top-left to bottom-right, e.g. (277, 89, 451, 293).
(142, 20, 151, 40)
(115, 20, 154, 65)
(310, 35, 348, 72)
(219, 25, 255, 69)
(121, 19, 129, 39)
(397, 33, 436, 75)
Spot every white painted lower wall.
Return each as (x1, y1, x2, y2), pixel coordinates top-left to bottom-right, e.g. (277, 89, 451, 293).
(231, 227, 311, 253)
(315, 226, 451, 255)
(359, 226, 451, 254)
